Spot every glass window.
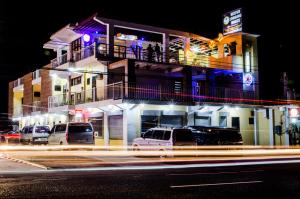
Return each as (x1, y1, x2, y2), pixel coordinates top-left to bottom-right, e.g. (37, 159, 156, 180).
(35, 126, 50, 133)
(55, 124, 66, 132)
(163, 131, 171, 140)
(173, 129, 194, 142)
(28, 127, 33, 134)
(68, 123, 92, 133)
(143, 130, 153, 138)
(152, 130, 164, 140)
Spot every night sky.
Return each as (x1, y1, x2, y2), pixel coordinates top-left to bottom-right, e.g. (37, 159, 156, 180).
(0, 0, 298, 118)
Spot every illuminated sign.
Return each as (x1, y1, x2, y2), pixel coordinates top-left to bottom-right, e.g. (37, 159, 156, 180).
(116, 33, 138, 41)
(223, 8, 242, 35)
(243, 73, 253, 86)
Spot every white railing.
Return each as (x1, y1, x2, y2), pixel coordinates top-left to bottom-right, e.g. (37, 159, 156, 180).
(32, 101, 42, 112)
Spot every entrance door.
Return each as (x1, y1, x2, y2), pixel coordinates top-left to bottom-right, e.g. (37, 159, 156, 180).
(231, 117, 240, 130)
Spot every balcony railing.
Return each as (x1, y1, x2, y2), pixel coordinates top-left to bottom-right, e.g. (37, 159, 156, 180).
(13, 78, 24, 88)
(32, 70, 40, 79)
(51, 53, 68, 68)
(13, 106, 23, 117)
(73, 43, 95, 62)
(32, 101, 42, 112)
(48, 82, 257, 109)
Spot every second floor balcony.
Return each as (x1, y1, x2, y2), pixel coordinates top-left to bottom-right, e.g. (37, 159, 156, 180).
(48, 81, 258, 109)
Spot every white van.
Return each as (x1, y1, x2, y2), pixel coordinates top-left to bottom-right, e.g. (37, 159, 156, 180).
(48, 122, 94, 145)
(20, 125, 50, 144)
(132, 127, 196, 151)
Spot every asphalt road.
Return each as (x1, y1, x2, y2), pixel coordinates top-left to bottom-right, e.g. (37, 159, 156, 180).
(1, 163, 300, 199)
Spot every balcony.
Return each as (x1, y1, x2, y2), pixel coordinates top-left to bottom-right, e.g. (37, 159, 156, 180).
(50, 43, 96, 68)
(13, 78, 24, 88)
(48, 82, 257, 109)
(32, 101, 42, 112)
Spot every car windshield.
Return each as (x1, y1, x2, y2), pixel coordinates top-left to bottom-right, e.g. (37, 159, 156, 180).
(68, 123, 92, 133)
(35, 126, 50, 133)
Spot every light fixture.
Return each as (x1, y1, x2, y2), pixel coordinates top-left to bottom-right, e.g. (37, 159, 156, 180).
(140, 103, 145, 108)
(50, 73, 58, 79)
(83, 34, 91, 42)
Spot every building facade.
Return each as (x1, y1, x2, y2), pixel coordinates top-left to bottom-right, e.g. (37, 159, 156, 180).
(9, 14, 289, 146)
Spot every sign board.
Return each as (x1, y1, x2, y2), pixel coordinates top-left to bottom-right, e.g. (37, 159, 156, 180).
(223, 8, 242, 35)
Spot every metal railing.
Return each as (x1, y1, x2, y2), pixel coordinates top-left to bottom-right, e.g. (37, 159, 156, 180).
(48, 82, 257, 109)
(48, 93, 74, 109)
(48, 82, 123, 108)
(73, 43, 95, 62)
(51, 53, 68, 68)
(13, 78, 24, 88)
(32, 70, 40, 79)
(192, 86, 257, 104)
(13, 106, 23, 117)
(32, 101, 42, 112)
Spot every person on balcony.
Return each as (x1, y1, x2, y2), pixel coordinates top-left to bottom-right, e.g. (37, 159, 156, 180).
(155, 43, 161, 62)
(147, 44, 154, 62)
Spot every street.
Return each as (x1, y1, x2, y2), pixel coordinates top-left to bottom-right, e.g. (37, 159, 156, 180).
(2, 147, 300, 198)
(1, 162, 300, 199)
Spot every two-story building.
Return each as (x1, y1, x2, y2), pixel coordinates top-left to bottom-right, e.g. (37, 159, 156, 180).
(9, 14, 289, 146)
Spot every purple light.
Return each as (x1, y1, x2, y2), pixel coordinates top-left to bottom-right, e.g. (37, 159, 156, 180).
(141, 37, 144, 41)
(83, 34, 91, 42)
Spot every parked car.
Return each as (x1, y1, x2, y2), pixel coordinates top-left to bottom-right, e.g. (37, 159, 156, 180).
(20, 125, 50, 145)
(48, 122, 95, 145)
(188, 126, 243, 145)
(1, 130, 21, 143)
(132, 127, 197, 151)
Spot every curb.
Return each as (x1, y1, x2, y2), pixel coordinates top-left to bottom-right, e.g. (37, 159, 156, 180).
(1, 154, 49, 170)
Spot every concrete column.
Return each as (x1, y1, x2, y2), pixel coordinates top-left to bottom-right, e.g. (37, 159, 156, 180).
(254, 109, 258, 145)
(123, 109, 128, 148)
(284, 107, 290, 146)
(268, 108, 274, 146)
(107, 23, 115, 58)
(103, 112, 109, 147)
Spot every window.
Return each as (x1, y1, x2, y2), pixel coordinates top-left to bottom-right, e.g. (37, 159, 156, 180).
(55, 124, 66, 132)
(87, 78, 90, 85)
(54, 85, 62, 91)
(173, 129, 194, 142)
(163, 131, 171, 140)
(219, 116, 227, 127)
(143, 130, 153, 138)
(152, 130, 164, 140)
(34, 92, 40, 97)
(71, 76, 82, 86)
(35, 126, 50, 133)
(68, 123, 92, 133)
(249, 118, 254, 125)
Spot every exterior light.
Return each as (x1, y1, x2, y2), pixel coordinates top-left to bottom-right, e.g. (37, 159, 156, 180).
(169, 104, 174, 108)
(290, 108, 299, 117)
(291, 118, 297, 123)
(140, 103, 145, 108)
(50, 73, 58, 79)
(191, 46, 201, 53)
(224, 105, 229, 110)
(235, 107, 240, 110)
(83, 34, 91, 42)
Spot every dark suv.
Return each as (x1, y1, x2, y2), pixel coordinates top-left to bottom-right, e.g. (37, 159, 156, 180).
(189, 126, 243, 145)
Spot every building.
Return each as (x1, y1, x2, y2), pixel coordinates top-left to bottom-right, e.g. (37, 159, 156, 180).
(9, 14, 285, 147)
